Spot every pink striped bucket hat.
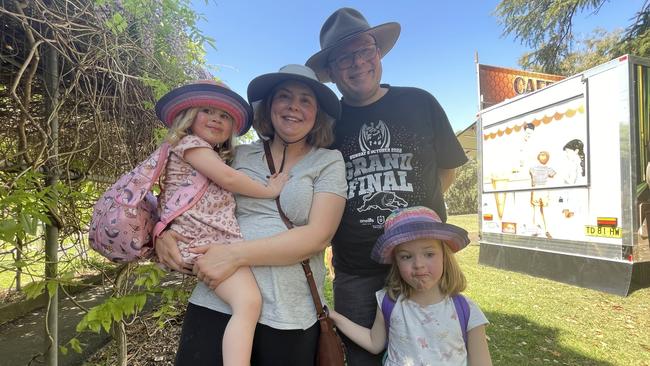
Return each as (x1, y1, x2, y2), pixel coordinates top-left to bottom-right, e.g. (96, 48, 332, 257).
(155, 80, 253, 136)
(371, 206, 470, 264)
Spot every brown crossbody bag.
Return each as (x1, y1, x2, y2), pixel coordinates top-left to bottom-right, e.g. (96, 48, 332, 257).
(263, 140, 346, 366)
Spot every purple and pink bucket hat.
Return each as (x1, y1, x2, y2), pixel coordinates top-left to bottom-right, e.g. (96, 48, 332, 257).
(155, 80, 253, 136)
(371, 206, 470, 264)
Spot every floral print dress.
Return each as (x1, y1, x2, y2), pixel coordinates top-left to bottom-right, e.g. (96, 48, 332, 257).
(159, 135, 242, 264)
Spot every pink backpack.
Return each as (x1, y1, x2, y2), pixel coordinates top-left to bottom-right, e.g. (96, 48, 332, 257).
(88, 143, 209, 262)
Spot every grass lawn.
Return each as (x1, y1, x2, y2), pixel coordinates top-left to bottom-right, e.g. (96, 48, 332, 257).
(448, 214, 650, 366)
(447, 213, 479, 233)
(5, 212, 648, 365)
(325, 214, 650, 365)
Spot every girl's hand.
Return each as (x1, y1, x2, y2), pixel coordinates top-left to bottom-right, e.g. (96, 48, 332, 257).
(191, 244, 244, 290)
(266, 172, 289, 197)
(155, 230, 193, 274)
(327, 308, 343, 326)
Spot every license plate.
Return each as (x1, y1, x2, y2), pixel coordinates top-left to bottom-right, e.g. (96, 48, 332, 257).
(584, 225, 622, 238)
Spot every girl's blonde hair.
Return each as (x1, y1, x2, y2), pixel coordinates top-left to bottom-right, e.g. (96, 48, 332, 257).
(386, 239, 466, 301)
(164, 106, 236, 163)
(252, 83, 335, 148)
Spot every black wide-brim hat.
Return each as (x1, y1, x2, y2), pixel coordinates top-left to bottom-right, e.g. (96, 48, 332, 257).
(306, 7, 401, 83)
(247, 64, 341, 120)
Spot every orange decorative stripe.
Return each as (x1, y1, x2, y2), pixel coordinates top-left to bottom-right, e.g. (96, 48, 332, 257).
(483, 105, 584, 140)
(597, 217, 618, 227)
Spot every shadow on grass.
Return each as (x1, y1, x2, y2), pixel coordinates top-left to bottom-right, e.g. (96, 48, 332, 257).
(485, 311, 614, 366)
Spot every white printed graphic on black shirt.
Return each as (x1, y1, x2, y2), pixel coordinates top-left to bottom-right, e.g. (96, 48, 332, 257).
(357, 191, 407, 212)
(359, 120, 390, 150)
(349, 121, 412, 220)
(332, 86, 466, 273)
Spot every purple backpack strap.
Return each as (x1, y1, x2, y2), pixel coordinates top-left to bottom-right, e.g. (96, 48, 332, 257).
(452, 294, 470, 349)
(381, 293, 396, 336)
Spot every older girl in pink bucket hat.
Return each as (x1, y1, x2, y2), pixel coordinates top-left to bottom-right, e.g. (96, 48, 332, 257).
(155, 80, 288, 366)
(329, 206, 492, 365)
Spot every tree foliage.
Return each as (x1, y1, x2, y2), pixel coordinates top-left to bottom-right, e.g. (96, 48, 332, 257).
(495, 0, 650, 74)
(445, 159, 478, 215)
(0, 0, 212, 290)
(0, 0, 214, 361)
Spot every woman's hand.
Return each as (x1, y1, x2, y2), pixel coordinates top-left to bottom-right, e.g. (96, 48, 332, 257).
(155, 230, 193, 274)
(191, 244, 244, 290)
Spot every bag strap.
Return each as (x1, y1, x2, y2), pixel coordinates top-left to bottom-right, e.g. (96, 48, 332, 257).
(263, 140, 294, 229)
(152, 143, 210, 240)
(382, 293, 469, 349)
(452, 294, 470, 348)
(262, 140, 327, 318)
(115, 143, 171, 206)
(152, 180, 209, 239)
(380, 293, 395, 337)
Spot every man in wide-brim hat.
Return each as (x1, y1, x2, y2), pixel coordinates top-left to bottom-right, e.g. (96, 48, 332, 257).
(306, 8, 468, 365)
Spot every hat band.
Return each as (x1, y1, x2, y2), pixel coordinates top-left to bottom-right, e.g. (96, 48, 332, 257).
(328, 25, 370, 46)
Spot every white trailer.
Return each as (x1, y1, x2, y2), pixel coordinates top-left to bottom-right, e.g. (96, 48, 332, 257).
(477, 55, 650, 296)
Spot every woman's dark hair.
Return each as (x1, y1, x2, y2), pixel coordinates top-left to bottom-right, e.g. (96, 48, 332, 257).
(564, 139, 585, 176)
(252, 82, 335, 148)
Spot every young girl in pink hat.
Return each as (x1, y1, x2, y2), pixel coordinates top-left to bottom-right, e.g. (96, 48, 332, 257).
(154, 80, 288, 366)
(329, 206, 492, 366)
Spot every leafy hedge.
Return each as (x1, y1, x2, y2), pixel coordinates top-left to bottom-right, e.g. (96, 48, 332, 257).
(445, 158, 478, 215)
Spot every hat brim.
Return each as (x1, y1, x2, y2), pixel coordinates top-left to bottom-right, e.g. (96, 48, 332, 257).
(155, 83, 253, 136)
(306, 22, 401, 83)
(247, 73, 341, 120)
(371, 222, 470, 264)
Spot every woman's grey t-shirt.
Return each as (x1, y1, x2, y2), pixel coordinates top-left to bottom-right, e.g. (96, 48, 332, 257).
(189, 140, 347, 330)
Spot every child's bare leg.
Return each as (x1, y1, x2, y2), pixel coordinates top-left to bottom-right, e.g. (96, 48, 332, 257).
(214, 266, 261, 366)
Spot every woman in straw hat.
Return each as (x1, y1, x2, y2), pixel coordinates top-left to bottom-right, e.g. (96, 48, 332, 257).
(156, 64, 347, 365)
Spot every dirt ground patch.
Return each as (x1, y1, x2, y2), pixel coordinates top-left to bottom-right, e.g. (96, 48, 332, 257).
(84, 273, 194, 366)
(85, 307, 187, 366)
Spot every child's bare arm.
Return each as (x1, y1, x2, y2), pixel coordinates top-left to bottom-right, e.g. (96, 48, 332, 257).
(329, 306, 386, 354)
(184, 146, 287, 198)
(467, 324, 492, 366)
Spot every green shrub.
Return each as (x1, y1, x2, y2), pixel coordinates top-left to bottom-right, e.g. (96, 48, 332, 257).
(445, 158, 478, 215)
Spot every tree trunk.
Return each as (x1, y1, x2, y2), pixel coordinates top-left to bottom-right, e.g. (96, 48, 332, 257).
(43, 40, 60, 366)
(15, 235, 22, 292)
(113, 263, 135, 366)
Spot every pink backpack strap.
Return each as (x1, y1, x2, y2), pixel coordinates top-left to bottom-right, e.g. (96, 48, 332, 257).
(152, 181, 209, 240)
(152, 149, 210, 241)
(114, 143, 171, 207)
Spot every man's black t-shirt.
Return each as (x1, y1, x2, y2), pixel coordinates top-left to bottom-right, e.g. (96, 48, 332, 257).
(331, 85, 468, 275)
